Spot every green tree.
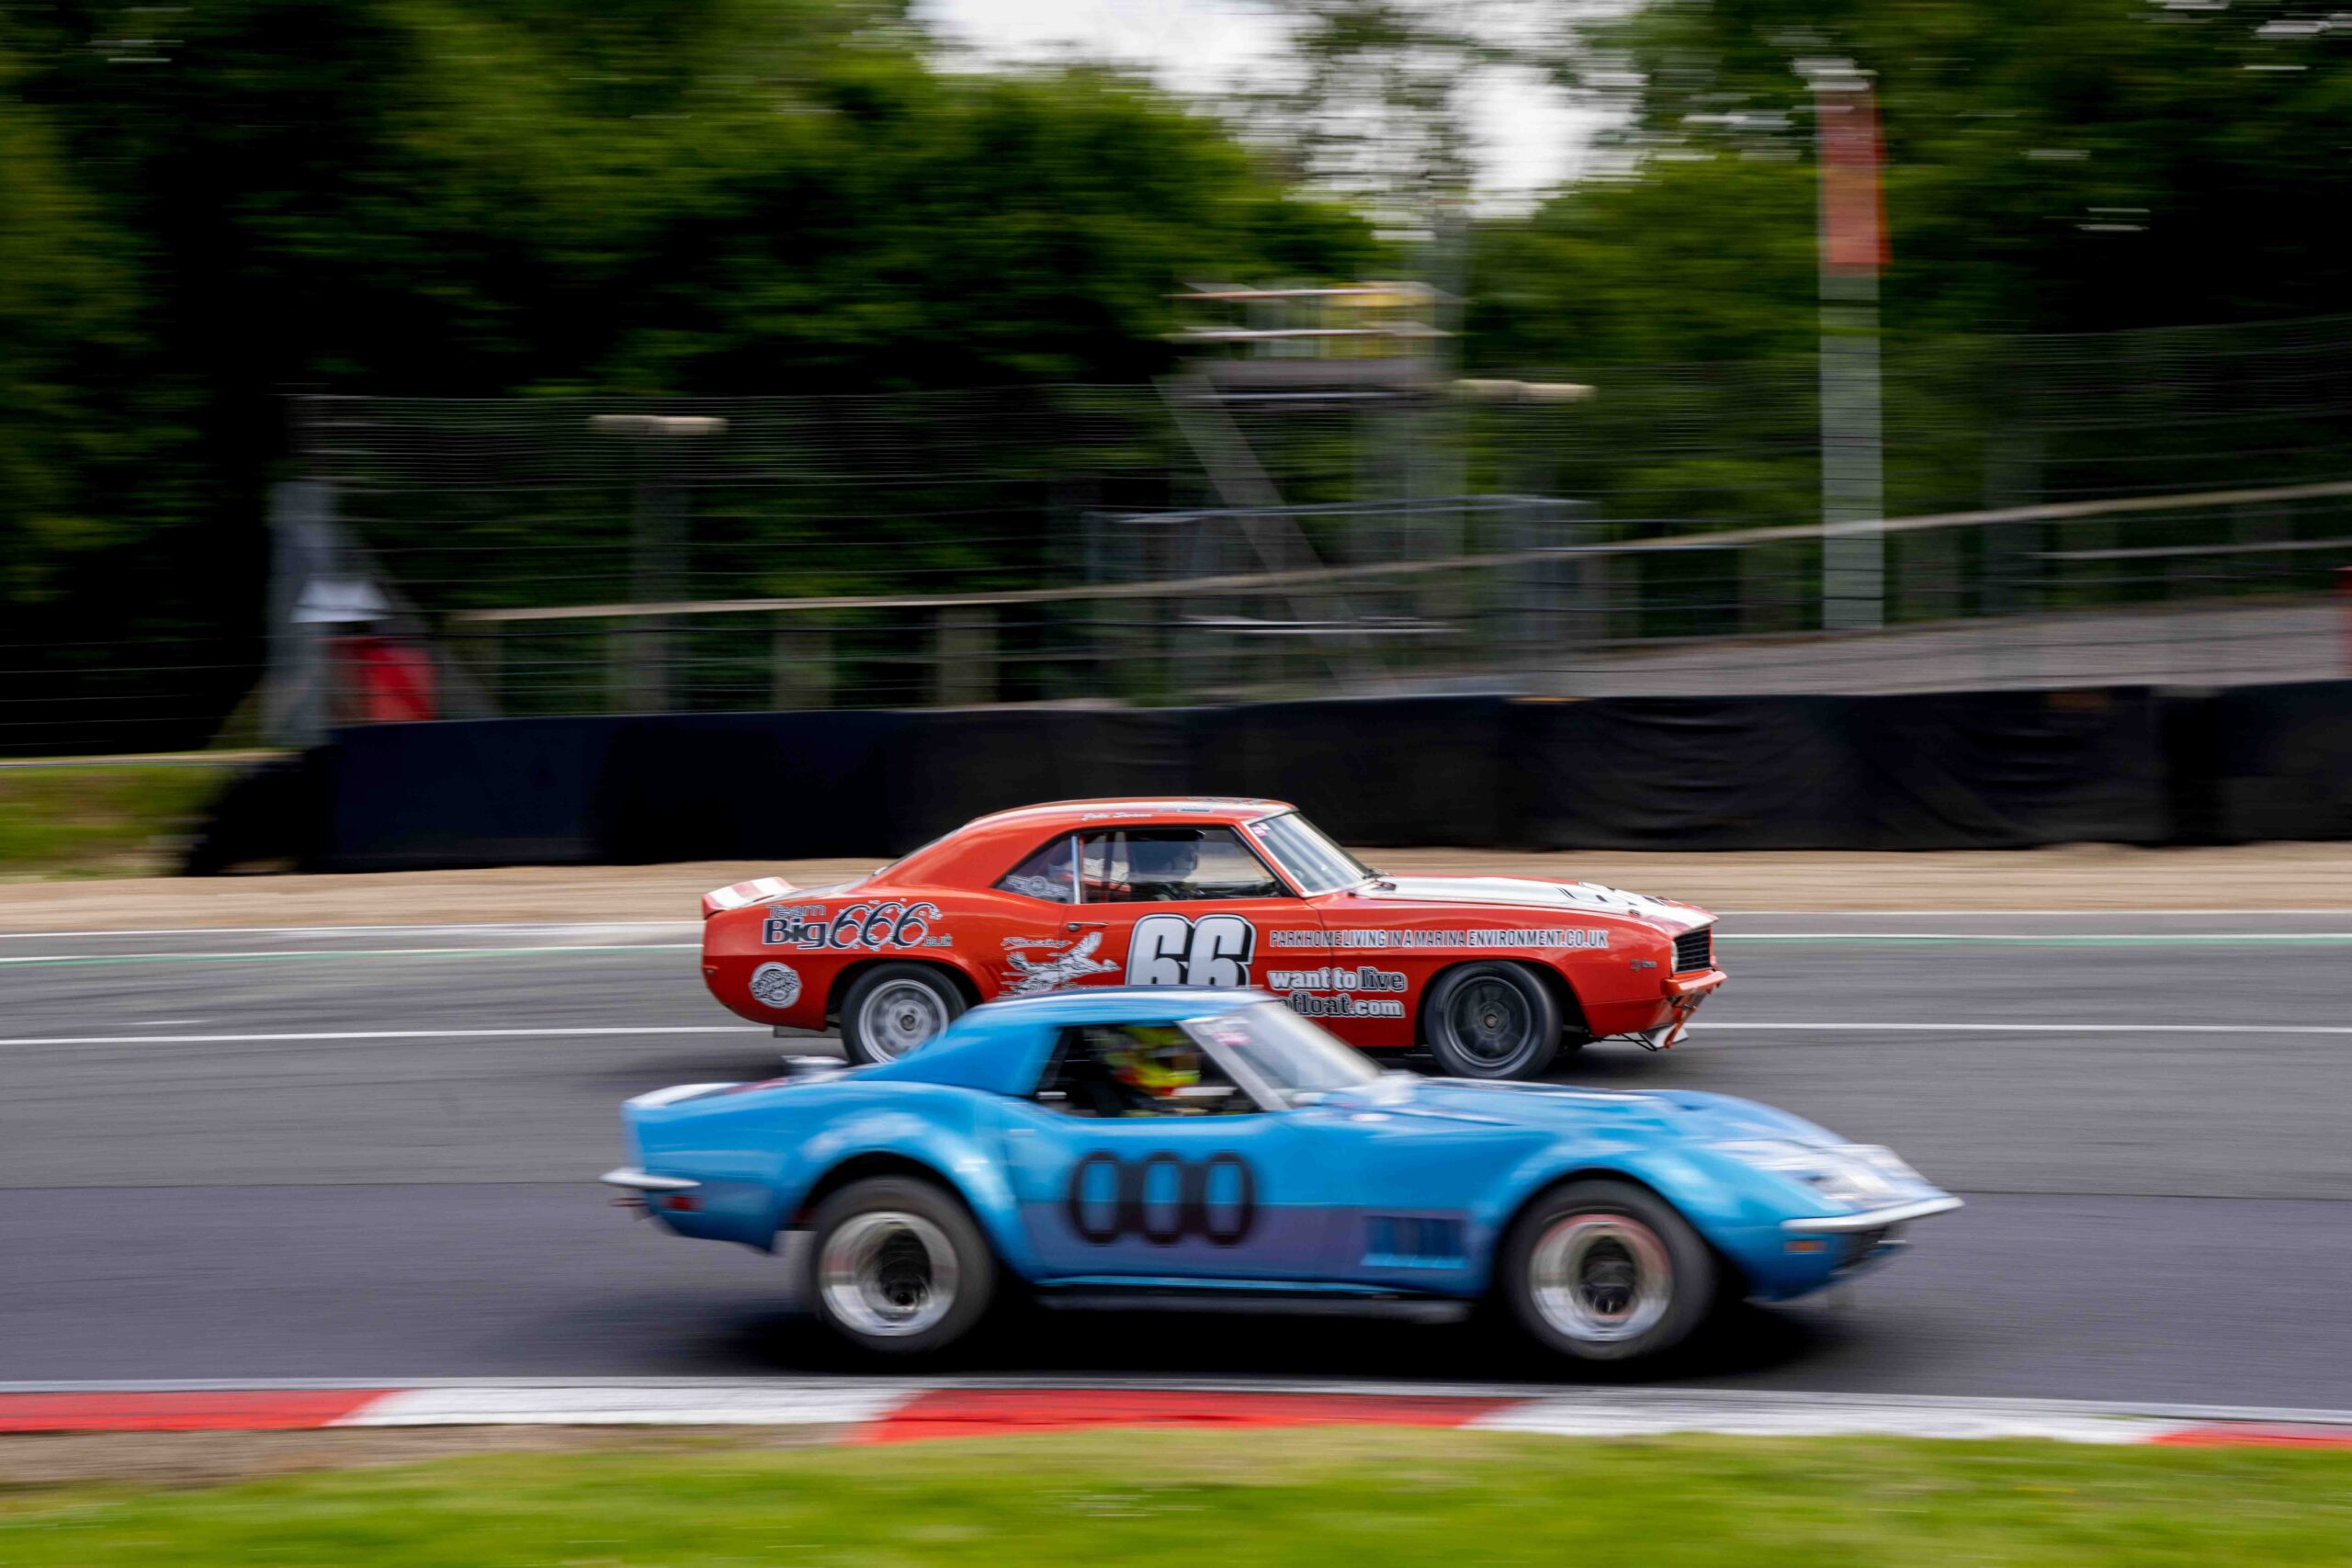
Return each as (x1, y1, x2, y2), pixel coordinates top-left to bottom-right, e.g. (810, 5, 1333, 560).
(1530, 0, 2352, 342)
(0, 0, 1370, 748)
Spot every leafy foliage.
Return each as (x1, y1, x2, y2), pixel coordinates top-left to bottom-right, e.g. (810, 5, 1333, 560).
(0, 0, 1370, 749)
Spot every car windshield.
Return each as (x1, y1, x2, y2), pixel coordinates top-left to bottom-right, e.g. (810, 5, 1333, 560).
(1186, 1001, 1382, 1107)
(1249, 812, 1376, 896)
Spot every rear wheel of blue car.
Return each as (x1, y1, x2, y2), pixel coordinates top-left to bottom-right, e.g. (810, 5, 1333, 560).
(803, 1177, 996, 1356)
(841, 964, 966, 1066)
(1500, 1179, 1716, 1362)
(1423, 963, 1561, 1080)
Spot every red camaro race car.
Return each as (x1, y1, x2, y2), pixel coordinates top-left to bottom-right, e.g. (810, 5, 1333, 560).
(700, 797, 1724, 1079)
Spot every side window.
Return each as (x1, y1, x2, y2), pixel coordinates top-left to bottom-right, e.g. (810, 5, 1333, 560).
(1034, 1024, 1258, 1118)
(1077, 828, 1287, 903)
(995, 835, 1076, 903)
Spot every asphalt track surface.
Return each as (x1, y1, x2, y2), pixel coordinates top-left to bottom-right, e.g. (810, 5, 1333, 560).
(6, 910, 2351, 1405)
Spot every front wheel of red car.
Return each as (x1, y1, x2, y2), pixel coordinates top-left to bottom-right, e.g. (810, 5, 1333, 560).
(1422, 962, 1562, 1079)
(1499, 1179, 1717, 1362)
(802, 1177, 996, 1357)
(840, 964, 966, 1065)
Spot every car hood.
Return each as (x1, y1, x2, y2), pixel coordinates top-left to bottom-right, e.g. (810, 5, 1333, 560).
(1325, 1074, 1838, 1145)
(1348, 875, 1711, 932)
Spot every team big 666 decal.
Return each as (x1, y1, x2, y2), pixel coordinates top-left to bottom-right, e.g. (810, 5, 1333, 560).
(762, 900, 945, 951)
(1126, 914, 1256, 987)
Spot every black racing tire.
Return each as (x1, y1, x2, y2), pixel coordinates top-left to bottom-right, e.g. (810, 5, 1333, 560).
(1422, 962, 1562, 1080)
(1498, 1179, 1717, 1362)
(799, 1177, 996, 1357)
(840, 963, 966, 1066)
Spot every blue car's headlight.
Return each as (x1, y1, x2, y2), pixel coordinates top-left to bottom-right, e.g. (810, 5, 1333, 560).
(1711, 1139, 1928, 1208)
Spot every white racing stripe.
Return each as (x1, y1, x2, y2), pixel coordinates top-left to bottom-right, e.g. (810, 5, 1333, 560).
(0, 1025, 773, 1047)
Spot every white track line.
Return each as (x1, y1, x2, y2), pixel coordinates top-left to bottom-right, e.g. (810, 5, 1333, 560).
(1690, 1021, 2352, 1034)
(5, 1020, 2346, 1048)
(1469, 1397, 2158, 1443)
(10, 935, 2336, 967)
(0, 944, 697, 964)
(0, 1025, 771, 1047)
(0, 921, 702, 941)
(0, 910, 2345, 942)
(339, 1383, 917, 1428)
(1714, 908, 2352, 917)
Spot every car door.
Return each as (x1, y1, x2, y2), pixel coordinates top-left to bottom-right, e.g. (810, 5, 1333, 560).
(1064, 825, 1323, 998)
(999, 1021, 1336, 1281)
(988, 831, 1121, 995)
(1271, 1095, 1538, 1290)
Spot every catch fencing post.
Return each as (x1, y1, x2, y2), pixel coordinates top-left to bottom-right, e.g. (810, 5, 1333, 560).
(589, 413, 726, 711)
(771, 615, 833, 711)
(934, 609, 998, 705)
(1804, 62, 1890, 632)
(2339, 565, 2352, 674)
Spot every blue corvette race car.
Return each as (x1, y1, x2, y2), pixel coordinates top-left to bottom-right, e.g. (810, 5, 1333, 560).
(604, 988, 1959, 1362)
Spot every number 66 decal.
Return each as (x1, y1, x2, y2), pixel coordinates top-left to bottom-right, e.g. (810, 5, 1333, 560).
(1127, 914, 1256, 987)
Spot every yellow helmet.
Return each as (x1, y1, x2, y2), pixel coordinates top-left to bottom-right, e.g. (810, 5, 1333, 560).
(1103, 1027, 1200, 1098)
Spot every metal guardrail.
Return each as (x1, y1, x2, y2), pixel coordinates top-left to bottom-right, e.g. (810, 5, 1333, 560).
(424, 479, 2352, 711)
(447, 477, 2352, 626)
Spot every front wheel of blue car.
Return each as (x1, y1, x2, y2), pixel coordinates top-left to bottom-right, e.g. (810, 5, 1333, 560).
(1500, 1179, 1716, 1362)
(803, 1177, 996, 1356)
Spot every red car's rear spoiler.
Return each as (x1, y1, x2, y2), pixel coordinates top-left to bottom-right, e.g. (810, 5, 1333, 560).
(700, 876, 797, 919)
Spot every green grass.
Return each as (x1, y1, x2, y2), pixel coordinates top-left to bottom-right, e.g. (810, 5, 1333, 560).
(4, 1429, 2351, 1566)
(0, 761, 241, 878)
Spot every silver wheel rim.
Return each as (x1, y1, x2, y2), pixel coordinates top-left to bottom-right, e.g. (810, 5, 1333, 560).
(858, 980, 948, 1060)
(1529, 1213, 1673, 1344)
(1448, 976, 1536, 1070)
(818, 1211, 959, 1338)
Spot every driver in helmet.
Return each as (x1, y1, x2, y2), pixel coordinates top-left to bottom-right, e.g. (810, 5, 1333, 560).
(1098, 1025, 1206, 1114)
(1125, 835, 1198, 900)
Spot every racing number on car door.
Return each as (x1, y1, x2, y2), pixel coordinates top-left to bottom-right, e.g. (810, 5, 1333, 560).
(1128, 913, 1256, 987)
(1065, 1151, 1256, 1245)
(1071, 825, 1311, 995)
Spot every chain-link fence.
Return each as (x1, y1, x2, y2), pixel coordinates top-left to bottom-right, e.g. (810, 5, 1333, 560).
(266, 313, 2352, 726)
(18, 311, 2352, 753)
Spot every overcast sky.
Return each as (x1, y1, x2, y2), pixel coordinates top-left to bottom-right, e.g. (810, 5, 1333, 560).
(916, 0, 1611, 207)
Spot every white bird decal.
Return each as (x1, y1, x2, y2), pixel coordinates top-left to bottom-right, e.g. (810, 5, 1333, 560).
(1004, 931, 1120, 995)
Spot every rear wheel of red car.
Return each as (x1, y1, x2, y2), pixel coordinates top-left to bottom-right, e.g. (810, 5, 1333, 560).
(840, 964, 965, 1065)
(1423, 962, 1561, 1079)
(1499, 1179, 1716, 1362)
(802, 1177, 996, 1356)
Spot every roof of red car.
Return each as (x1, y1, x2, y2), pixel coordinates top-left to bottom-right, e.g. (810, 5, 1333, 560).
(878, 797, 1297, 889)
(965, 797, 1295, 831)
